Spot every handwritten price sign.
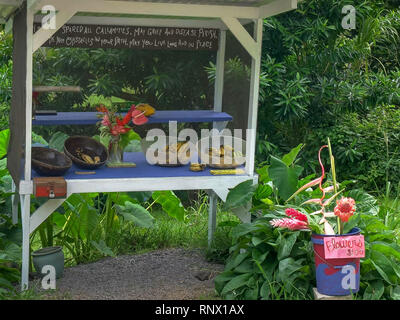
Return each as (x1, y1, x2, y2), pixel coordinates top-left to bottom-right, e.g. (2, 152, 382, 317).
(324, 235, 365, 259)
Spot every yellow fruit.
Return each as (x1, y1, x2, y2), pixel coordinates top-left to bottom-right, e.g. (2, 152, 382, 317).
(136, 103, 156, 116)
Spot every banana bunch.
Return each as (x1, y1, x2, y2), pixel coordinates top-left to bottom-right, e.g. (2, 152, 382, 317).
(190, 163, 206, 172)
(76, 148, 100, 164)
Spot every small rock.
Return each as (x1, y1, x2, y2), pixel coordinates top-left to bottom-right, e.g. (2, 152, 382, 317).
(195, 271, 211, 281)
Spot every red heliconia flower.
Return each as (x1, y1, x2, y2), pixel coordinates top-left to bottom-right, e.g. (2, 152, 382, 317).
(334, 197, 356, 222)
(131, 109, 148, 125)
(111, 124, 131, 136)
(117, 111, 133, 126)
(270, 218, 309, 231)
(285, 208, 308, 222)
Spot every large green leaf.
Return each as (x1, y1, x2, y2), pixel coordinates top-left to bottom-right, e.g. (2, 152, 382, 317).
(268, 156, 302, 201)
(225, 252, 250, 271)
(282, 143, 303, 166)
(347, 189, 378, 215)
(49, 131, 69, 152)
(152, 190, 185, 221)
(277, 232, 299, 261)
(0, 129, 10, 159)
(220, 273, 252, 296)
(363, 280, 384, 300)
(116, 201, 154, 228)
(91, 240, 116, 257)
(223, 180, 257, 211)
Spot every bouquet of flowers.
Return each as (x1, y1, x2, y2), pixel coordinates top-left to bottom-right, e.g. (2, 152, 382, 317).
(270, 139, 356, 235)
(96, 104, 149, 163)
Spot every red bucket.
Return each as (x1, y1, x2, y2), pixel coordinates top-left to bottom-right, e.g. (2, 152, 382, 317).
(311, 227, 362, 296)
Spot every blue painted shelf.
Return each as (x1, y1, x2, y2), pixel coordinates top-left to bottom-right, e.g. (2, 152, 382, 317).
(32, 110, 233, 126)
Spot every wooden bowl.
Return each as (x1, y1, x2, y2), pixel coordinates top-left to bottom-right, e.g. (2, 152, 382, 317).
(31, 147, 72, 176)
(64, 136, 108, 170)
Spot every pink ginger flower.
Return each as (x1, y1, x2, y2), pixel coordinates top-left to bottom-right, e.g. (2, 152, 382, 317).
(101, 114, 111, 127)
(285, 208, 308, 222)
(270, 218, 309, 231)
(334, 197, 356, 222)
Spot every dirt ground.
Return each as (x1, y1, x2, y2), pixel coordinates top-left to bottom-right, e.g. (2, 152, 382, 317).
(32, 248, 224, 300)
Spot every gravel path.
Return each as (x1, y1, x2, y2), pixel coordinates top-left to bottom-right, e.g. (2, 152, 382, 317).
(34, 248, 224, 300)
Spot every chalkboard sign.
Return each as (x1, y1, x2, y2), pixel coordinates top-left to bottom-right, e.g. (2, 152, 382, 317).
(33, 23, 219, 51)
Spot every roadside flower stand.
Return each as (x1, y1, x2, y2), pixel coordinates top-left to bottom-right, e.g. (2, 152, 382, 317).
(0, 0, 298, 290)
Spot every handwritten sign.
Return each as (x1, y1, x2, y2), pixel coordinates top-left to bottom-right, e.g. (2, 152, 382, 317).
(324, 235, 365, 259)
(33, 23, 219, 51)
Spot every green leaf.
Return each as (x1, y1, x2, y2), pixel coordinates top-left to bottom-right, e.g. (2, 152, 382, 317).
(277, 257, 304, 282)
(282, 143, 303, 166)
(221, 273, 252, 296)
(268, 156, 302, 201)
(116, 201, 155, 228)
(214, 271, 235, 294)
(49, 132, 69, 152)
(234, 259, 254, 274)
(32, 132, 48, 146)
(347, 189, 378, 215)
(223, 180, 257, 211)
(370, 250, 396, 285)
(152, 190, 185, 221)
(277, 232, 299, 261)
(0, 129, 10, 159)
(231, 223, 259, 242)
(91, 240, 116, 257)
(371, 242, 400, 261)
(225, 252, 250, 271)
(391, 286, 400, 300)
(260, 281, 271, 300)
(363, 280, 384, 300)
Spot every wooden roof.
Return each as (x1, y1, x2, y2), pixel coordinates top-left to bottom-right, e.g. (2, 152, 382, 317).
(1, 0, 296, 21)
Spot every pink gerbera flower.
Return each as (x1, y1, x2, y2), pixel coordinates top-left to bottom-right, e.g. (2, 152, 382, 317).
(334, 197, 356, 222)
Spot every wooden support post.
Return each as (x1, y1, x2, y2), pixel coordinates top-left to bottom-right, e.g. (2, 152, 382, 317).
(245, 19, 263, 176)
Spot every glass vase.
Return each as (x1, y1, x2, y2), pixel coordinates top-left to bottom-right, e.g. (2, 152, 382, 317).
(108, 136, 124, 164)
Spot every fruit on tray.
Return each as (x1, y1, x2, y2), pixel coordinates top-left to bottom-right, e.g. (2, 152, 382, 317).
(210, 169, 245, 175)
(76, 148, 101, 165)
(208, 145, 243, 159)
(190, 163, 206, 172)
(136, 103, 156, 117)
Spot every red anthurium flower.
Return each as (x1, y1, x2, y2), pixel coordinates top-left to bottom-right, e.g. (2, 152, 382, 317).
(131, 109, 148, 125)
(285, 208, 308, 223)
(111, 124, 131, 136)
(334, 197, 356, 222)
(270, 218, 309, 231)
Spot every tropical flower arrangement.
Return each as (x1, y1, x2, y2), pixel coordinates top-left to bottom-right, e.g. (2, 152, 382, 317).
(270, 139, 357, 235)
(96, 103, 150, 163)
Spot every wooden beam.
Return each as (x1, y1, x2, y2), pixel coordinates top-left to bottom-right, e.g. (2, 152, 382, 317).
(34, 14, 229, 29)
(221, 17, 259, 60)
(72, 0, 260, 19)
(259, 0, 297, 19)
(32, 85, 81, 92)
(32, 2, 77, 52)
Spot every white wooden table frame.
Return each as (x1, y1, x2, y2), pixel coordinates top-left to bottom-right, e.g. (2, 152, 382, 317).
(4, 0, 298, 290)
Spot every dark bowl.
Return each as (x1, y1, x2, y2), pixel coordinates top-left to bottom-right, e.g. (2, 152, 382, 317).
(31, 147, 72, 176)
(64, 136, 108, 170)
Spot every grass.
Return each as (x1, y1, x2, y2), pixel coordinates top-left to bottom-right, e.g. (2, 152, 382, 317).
(119, 193, 239, 263)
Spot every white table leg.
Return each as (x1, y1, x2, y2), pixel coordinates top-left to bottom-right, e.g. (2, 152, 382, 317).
(20, 194, 31, 291)
(208, 191, 218, 248)
(11, 180, 19, 224)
